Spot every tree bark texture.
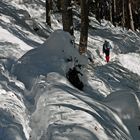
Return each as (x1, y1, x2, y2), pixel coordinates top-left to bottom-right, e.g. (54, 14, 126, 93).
(79, 0, 89, 54)
(46, 0, 52, 26)
(61, 0, 74, 35)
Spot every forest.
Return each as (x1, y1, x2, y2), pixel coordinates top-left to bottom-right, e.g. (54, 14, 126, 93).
(46, 0, 140, 53)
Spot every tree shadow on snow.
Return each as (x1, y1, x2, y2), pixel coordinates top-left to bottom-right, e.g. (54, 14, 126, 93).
(50, 83, 131, 139)
(46, 123, 99, 140)
(95, 62, 140, 92)
(0, 1, 50, 48)
(88, 27, 140, 54)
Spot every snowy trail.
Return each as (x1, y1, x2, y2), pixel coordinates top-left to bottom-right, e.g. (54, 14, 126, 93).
(0, 0, 140, 140)
(1, 29, 140, 140)
(29, 72, 133, 140)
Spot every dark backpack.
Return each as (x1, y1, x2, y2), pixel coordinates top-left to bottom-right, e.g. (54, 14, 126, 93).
(103, 41, 110, 53)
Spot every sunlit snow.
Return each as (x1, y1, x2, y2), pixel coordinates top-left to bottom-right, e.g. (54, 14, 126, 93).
(0, 0, 140, 140)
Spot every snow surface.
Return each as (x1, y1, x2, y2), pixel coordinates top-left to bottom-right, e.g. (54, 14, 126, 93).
(0, 0, 140, 140)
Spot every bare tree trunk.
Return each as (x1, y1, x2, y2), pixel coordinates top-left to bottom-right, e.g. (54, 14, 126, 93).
(112, 0, 116, 26)
(109, 0, 112, 23)
(46, 0, 52, 27)
(61, 0, 73, 35)
(128, 0, 135, 31)
(57, 0, 61, 11)
(95, 0, 101, 23)
(122, 0, 125, 29)
(79, 0, 89, 54)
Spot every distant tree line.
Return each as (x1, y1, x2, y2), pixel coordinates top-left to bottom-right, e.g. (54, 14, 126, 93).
(94, 0, 140, 31)
(46, 0, 140, 54)
(73, 0, 140, 31)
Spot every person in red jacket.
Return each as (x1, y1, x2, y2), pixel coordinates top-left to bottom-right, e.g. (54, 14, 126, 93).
(103, 40, 112, 63)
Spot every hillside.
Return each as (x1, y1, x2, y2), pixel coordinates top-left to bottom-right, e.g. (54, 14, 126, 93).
(0, 0, 140, 140)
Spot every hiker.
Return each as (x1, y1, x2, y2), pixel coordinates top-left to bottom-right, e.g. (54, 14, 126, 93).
(103, 40, 112, 63)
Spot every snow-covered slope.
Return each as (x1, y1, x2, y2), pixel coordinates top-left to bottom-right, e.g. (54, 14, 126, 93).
(12, 30, 87, 89)
(0, 0, 140, 140)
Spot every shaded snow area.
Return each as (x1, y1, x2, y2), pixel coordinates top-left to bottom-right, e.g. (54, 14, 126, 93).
(0, 0, 140, 140)
(12, 30, 87, 90)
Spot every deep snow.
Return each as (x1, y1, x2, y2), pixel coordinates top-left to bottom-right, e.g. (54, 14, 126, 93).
(0, 0, 140, 140)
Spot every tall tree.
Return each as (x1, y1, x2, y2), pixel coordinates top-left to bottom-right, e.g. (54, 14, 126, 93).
(79, 0, 89, 54)
(46, 0, 52, 27)
(112, 0, 117, 26)
(95, 0, 101, 23)
(128, 0, 135, 31)
(57, 0, 61, 11)
(61, 0, 74, 35)
(109, 0, 113, 22)
(119, 0, 135, 30)
(122, 0, 125, 29)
